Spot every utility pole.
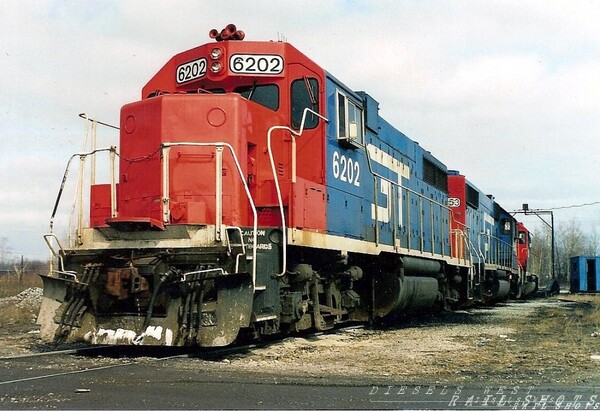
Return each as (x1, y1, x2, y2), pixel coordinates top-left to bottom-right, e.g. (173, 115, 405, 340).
(512, 204, 559, 294)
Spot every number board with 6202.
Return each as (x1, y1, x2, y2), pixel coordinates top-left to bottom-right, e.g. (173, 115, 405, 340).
(229, 54, 284, 75)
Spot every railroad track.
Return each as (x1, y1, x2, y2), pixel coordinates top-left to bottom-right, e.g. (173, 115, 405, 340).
(0, 324, 364, 387)
(0, 345, 115, 361)
(0, 345, 192, 387)
(0, 323, 365, 360)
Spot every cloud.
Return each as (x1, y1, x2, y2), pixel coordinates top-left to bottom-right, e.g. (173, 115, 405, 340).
(1, 0, 600, 256)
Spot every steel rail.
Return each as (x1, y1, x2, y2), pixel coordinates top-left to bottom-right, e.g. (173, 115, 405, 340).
(0, 345, 117, 361)
(0, 324, 365, 386)
(0, 362, 133, 386)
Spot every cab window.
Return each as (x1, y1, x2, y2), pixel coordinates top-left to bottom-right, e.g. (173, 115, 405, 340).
(291, 77, 319, 129)
(336, 90, 364, 147)
(234, 84, 279, 111)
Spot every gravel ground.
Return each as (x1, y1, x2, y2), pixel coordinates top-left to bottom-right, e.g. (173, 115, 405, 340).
(1, 288, 599, 387)
(204, 299, 600, 386)
(0, 287, 42, 311)
(0, 287, 44, 357)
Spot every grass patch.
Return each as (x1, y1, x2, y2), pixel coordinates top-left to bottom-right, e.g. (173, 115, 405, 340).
(0, 273, 43, 298)
(558, 294, 600, 331)
(0, 304, 36, 325)
(445, 297, 600, 385)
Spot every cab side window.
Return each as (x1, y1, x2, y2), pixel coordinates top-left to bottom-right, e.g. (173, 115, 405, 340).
(336, 90, 364, 147)
(291, 77, 319, 129)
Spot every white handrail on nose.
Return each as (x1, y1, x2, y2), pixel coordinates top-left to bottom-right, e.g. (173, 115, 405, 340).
(160, 141, 259, 288)
(266, 108, 329, 277)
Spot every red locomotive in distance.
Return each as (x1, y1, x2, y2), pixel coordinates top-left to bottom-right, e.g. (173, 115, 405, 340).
(39, 25, 541, 348)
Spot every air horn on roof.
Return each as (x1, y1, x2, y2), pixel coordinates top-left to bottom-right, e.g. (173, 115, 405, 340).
(209, 24, 245, 42)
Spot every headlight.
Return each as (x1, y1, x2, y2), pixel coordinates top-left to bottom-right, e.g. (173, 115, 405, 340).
(211, 61, 222, 73)
(210, 47, 223, 59)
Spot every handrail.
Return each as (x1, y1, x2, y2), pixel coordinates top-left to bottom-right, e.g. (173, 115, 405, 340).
(160, 142, 258, 287)
(362, 144, 453, 257)
(43, 234, 66, 272)
(267, 108, 329, 277)
(477, 231, 517, 270)
(226, 226, 246, 274)
(466, 233, 476, 291)
(49, 146, 119, 238)
(78, 113, 120, 130)
(182, 268, 226, 282)
(450, 228, 470, 266)
(450, 227, 478, 295)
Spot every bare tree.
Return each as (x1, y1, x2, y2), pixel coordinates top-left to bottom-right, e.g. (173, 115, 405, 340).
(529, 225, 553, 283)
(12, 255, 26, 283)
(585, 225, 600, 255)
(555, 218, 588, 284)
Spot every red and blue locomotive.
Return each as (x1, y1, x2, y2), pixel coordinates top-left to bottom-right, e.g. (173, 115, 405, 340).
(39, 25, 537, 347)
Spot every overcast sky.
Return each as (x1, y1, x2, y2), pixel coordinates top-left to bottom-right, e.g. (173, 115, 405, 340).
(1, 0, 599, 259)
